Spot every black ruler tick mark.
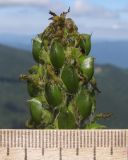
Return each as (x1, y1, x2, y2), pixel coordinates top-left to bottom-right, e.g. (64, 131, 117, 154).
(76, 131, 79, 155)
(24, 147, 27, 160)
(76, 147, 79, 156)
(7, 130, 9, 156)
(93, 131, 96, 160)
(110, 131, 113, 155)
(59, 147, 62, 160)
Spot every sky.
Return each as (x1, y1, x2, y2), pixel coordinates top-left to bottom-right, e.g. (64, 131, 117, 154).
(0, 0, 128, 40)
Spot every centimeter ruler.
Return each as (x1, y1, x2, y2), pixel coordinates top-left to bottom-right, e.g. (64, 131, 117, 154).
(0, 129, 128, 160)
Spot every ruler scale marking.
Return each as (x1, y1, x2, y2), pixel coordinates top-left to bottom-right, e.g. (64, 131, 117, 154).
(24, 147, 27, 160)
(121, 131, 123, 147)
(87, 130, 89, 148)
(97, 130, 99, 147)
(11, 131, 13, 148)
(14, 130, 16, 147)
(80, 130, 82, 148)
(110, 130, 113, 155)
(107, 130, 109, 147)
(6, 130, 9, 156)
(17, 130, 20, 147)
(28, 130, 30, 148)
(114, 131, 117, 147)
(42, 130, 44, 156)
(59, 131, 62, 160)
(76, 130, 79, 155)
(83, 131, 85, 148)
(118, 130, 120, 147)
(93, 131, 96, 160)
(3, 130, 6, 148)
(0, 129, 128, 159)
(101, 130, 103, 147)
(90, 131, 92, 147)
(125, 130, 127, 147)
(104, 131, 106, 147)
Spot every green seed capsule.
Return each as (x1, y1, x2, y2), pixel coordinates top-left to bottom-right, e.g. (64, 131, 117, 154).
(34, 93, 47, 106)
(32, 37, 42, 63)
(27, 81, 41, 97)
(90, 91, 96, 113)
(45, 83, 63, 107)
(79, 34, 91, 55)
(41, 108, 53, 126)
(79, 55, 94, 82)
(76, 88, 92, 118)
(57, 110, 76, 129)
(27, 74, 43, 97)
(27, 98, 42, 124)
(28, 65, 39, 74)
(28, 65, 44, 78)
(50, 41, 65, 69)
(85, 122, 107, 129)
(61, 65, 79, 93)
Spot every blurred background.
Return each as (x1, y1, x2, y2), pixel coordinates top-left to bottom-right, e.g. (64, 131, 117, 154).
(0, 0, 128, 128)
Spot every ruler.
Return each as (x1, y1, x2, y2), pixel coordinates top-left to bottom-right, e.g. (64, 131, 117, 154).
(0, 129, 128, 160)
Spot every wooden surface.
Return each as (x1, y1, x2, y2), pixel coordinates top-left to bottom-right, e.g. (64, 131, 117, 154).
(0, 129, 128, 160)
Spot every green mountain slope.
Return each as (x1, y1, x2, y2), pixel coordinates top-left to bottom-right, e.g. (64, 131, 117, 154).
(95, 64, 128, 128)
(0, 44, 128, 128)
(0, 44, 34, 128)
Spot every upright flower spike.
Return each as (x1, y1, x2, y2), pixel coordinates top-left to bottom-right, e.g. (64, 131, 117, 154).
(20, 8, 111, 129)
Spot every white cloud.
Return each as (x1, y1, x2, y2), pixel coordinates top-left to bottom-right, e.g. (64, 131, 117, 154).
(0, 0, 128, 40)
(74, 0, 92, 12)
(73, 0, 119, 19)
(0, 0, 50, 5)
(112, 24, 120, 30)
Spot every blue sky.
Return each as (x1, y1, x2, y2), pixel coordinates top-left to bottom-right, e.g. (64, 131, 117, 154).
(0, 0, 128, 40)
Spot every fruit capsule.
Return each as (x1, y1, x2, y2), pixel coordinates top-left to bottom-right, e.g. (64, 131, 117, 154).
(41, 108, 53, 126)
(45, 82, 63, 107)
(27, 73, 43, 97)
(32, 37, 42, 63)
(61, 65, 79, 93)
(76, 88, 92, 119)
(50, 40, 65, 69)
(57, 110, 76, 129)
(28, 64, 44, 78)
(27, 98, 42, 124)
(79, 55, 94, 82)
(79, 34, 91, 55)
(27, 81, 42, 97)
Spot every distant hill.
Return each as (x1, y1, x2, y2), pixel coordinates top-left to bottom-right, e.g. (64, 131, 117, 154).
(92, 41, 128, 68)
(0, 44, 128, 128)
(0, 44, 34, 128)
(0, 34, 32, 51)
